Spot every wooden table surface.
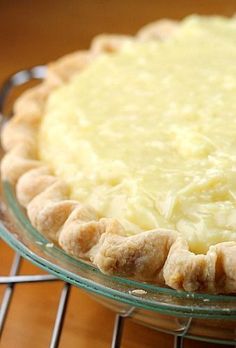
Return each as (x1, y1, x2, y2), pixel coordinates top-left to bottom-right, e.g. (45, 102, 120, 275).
(0, 1, 235, 347)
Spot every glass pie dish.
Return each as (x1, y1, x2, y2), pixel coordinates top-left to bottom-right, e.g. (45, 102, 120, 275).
(0, 67, 236, 346)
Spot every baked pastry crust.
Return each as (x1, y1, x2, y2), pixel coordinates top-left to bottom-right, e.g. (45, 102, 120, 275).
(1, 19, 236, 294)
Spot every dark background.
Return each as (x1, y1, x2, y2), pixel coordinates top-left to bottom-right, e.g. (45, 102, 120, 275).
(0, 0, 236, 82)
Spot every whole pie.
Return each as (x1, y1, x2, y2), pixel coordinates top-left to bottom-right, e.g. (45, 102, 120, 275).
(2, 15, 236, 293)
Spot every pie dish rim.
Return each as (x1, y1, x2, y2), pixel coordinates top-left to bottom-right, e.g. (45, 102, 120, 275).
(1, 17, 236, 294)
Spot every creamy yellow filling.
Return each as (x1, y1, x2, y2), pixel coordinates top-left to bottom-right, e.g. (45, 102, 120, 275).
(39, 16, 236, 253)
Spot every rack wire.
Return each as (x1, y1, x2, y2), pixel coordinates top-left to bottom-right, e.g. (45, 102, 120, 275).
(0, 244, 235, 348)
(0, 67, 235, 348)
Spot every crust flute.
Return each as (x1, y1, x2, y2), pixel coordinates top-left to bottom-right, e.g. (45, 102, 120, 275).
(1, 19, 236, 294)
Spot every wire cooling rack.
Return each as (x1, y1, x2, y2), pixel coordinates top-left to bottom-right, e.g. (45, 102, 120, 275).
(1, 242, 235, 348)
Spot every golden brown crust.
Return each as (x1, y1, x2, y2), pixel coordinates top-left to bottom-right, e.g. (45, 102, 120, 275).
(47, 51, 94, 85)
(16, 167, 57, 207)
(26, 180, 76, 241)
(91, 34, 133, 53)
(93, 229, 177, 281)
(137, 19, 178, 41)
(1, 19, 236, 293)
(1, 152, 41, 185)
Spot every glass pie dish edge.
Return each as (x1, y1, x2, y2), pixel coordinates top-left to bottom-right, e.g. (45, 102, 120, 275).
(1, 180, 236, 320)
(0, 65, 235, 322)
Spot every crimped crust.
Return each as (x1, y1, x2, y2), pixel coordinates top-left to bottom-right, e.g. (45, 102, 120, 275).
(1, 19, 236, 294)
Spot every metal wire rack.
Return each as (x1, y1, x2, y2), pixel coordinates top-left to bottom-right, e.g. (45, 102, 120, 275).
(0, 246, 224, 348)
(0, 244, 235, 348)
(0, 67, 235, 348)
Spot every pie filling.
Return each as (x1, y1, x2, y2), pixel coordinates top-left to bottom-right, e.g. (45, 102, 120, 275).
(39, 16, 236, 254)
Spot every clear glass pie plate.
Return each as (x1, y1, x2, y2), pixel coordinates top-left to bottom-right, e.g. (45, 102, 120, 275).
(0, 67, 236, 345)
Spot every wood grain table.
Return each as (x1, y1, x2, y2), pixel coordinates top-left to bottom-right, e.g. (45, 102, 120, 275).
(0, 1, 236, 347)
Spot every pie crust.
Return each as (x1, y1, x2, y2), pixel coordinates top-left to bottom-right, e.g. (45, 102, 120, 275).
(1, 18, 236, 294)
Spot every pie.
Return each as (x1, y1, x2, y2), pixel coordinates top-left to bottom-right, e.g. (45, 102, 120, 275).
(2, 15, 236, 293)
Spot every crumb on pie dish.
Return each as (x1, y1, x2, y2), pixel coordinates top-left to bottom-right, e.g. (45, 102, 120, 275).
(1, 15, 236, 293)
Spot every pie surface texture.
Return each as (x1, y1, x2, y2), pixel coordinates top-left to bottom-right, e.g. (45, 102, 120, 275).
(2, 15, 236, 293)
